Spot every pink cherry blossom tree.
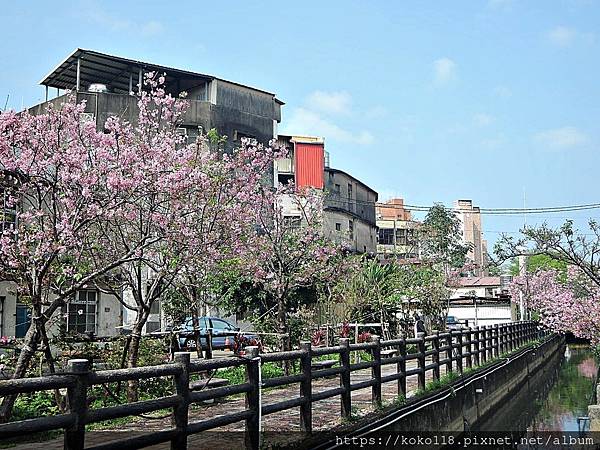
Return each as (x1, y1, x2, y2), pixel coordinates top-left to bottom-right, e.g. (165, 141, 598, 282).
(0, 93, 168, 419)
(0, 72, 279, 413)
(509, 268, 600, 345)
(250, 184, 345, 356)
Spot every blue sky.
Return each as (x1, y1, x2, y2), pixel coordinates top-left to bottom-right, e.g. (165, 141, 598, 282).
(2, 0, 599, 247)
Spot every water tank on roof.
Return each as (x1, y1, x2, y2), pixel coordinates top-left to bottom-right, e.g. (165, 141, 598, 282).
(88, 83, 109, 93)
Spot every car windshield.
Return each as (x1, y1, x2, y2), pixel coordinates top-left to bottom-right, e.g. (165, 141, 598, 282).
(446, 316, 458, 324)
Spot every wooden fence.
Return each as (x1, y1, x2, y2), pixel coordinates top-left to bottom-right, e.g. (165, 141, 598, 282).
(0, 321, 544, 450)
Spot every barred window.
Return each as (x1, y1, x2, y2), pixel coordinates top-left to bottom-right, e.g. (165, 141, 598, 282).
(0, 186, 17, 233)
(67, 290, 97, 334)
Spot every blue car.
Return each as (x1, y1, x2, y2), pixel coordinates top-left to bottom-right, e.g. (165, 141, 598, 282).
(176, 316, 250, 350)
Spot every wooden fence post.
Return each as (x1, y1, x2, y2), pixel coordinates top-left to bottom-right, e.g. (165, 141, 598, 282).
(339, 338, 352, 419)
(172, 352, 190, 450)
(398, 338, 406, 399)
(465, 329, 472, 370)
(479, 327, 486, 364)
(371, 335, 382, 406)
(417, 332, 426, 390)
(65, 359, 89, 450)
(446, 330, 453, 374)
(299, 341, 312, 433)
(432, 331, 440, 382)
(473, 327, 480, 367)
(493, 325, 500, 358)
(206, 330, 213, 360)
(498, 325, 505, 354)
(485, 326, 492, 361)
(245, 346, 261, 450)
(456, 331, 463, 374)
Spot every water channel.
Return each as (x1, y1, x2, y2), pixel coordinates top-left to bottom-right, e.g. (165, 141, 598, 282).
(477, 344, 598, 447)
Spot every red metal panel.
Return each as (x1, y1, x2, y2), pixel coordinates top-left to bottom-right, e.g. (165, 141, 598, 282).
(294, 143, 324, 189)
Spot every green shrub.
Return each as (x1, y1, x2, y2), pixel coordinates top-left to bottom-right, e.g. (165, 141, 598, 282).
(13, 391, 59, 421)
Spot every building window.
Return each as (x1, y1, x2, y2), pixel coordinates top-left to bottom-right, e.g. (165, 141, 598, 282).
(15, 303, 30, 338)
(150, 300, 160, 314)
(334, 184, 341, 194)
(378, 228, 394, 245)
(68, 290, 97, 334)
(335, 222, 341, 231)
(347, 183, 353, 199)
(349, 220, 354, 239)
(195, 81, 208, 101)
(234, 130, 256, 142)
(283, 215, 301, 229)
(1, 185, 17, 234)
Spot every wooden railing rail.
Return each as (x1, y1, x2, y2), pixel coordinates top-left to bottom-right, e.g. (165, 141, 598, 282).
(0, 321, 546, 450)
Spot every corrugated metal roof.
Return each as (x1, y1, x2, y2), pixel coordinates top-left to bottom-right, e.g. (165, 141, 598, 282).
(457, 276, 502, 287)
(39, 48, 282, 100)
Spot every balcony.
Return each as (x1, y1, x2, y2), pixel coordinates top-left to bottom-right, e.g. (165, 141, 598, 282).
(28, 91, 212, 130)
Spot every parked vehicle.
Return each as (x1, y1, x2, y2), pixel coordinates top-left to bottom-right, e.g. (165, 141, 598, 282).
(175, 316, 256, 350)
(445, 315, 464, 330)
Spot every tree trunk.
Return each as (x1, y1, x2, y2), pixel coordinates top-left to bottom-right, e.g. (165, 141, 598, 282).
(126, 307, 150, 402)
(276, 294, 291, 375)
(0, 316, 41, 421)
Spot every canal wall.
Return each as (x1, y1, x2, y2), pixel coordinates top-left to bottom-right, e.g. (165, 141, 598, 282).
(588, 364, 600, 432)
(318, 333, 564, 447)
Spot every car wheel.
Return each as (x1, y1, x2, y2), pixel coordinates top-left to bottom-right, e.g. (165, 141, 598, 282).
(185, 338, 198, 349)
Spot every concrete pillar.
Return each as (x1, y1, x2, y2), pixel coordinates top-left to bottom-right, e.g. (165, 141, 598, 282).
(589, 405, 600, 432)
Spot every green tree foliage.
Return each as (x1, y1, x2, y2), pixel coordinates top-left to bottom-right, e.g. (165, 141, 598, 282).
(420, 204, 471, 270)
(508, 255, 568, 276)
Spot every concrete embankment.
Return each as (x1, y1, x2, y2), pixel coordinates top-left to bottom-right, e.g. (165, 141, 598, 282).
(309, 334, 564, 449)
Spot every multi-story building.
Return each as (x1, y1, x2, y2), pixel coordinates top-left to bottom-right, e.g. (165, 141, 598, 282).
(0, 49, 284, 338)
(454, 199, 488, 276)
(376, 198, 420, 261)
(275, 135, 378, 253)
(31, 49, 283, 149)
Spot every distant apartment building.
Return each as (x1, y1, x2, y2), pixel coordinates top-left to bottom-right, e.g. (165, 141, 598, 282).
(0, 49, 285, 338)
(454, 199, 488, 276)
(275, 135, 378, 253)
(376, 198, 420, 261)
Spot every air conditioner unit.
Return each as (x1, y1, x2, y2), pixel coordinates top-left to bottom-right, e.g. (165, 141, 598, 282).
(79, 113, 95, 123)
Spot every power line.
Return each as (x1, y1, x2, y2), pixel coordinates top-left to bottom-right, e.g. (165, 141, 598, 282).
(325, 195, 600, 216)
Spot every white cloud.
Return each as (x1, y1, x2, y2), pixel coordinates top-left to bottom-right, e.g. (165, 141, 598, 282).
(473, 113, 495, 127)
(480, 135, 506, 150)
(306, 91, 352, 115)
(534, 126, 589, 149)
(80, 1, 165, 36)
(493, 85, 512, 98)
(547, 26, 577, 47)
(281, 107, 374, 145)
(139, 20, 164, 37)
(433, 57, 457, 85)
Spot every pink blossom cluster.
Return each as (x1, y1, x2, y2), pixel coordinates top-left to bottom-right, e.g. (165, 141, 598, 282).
(509, 268, 600, 344)
(0, 71, 281, 320)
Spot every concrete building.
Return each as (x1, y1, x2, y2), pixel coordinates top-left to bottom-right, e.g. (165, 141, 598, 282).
(376, 198, 420, 261)
(448, 276, 514, 326)
(450, 276, 510, 300)
(1, 49, 285, 338)
(454, 199, 488, 276)
(31, 49, 283, 149)
(275, 135, 378, 253)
